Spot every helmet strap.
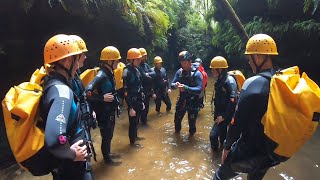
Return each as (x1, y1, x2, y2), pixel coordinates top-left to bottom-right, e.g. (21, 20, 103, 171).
(251, 55, 268, 73)
(55, 55, 77, 78)
(103, 61, 115, 71)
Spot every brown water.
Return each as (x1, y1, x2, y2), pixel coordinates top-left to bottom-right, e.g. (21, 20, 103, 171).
(1, 78, 320, 180)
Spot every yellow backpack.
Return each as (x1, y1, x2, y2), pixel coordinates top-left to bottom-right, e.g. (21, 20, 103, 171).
(80, 64, 126, 90)
(228, 70, 246, 91)
(114, 62, 126, 90)
(80, 67, 100, 88)
(1, 66, 52, 175)
(261, 66, 320, 158)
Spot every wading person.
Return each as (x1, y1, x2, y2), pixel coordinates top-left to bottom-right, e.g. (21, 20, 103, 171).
(171, 51, 203, 136)
(209, 56, 237, 151)
(85, 46, 121, 164)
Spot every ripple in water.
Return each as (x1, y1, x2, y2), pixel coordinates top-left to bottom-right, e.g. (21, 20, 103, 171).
(280, 172, 294, 180)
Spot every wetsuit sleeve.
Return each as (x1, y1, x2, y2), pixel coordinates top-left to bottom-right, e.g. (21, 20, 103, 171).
(170, 70, 180, 89)
(122, 68, 133, 109)
(139, 66, 152, 80)
(85, 70, 105, 101)
(185, 71, 202, 95)
(44, 85, 76, 160)
(222, 76, 238, 123)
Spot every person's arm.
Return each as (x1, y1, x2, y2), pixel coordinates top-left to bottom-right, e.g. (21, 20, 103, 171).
(85, 70, 105, 101)
(44, 85, 77, 160)
(221, 76, 238, 123)
(170, 70, 180, 89)
(183, 71, 202, 94)
(122, 68, 133, 109)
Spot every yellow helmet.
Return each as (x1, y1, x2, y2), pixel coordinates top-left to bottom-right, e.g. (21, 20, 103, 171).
(245, 34, 278, 55)
(209, 56, 228, 69)
(154, 56, 163, 64)
(100, 46, 121, 61)
(44, 34, 82, 65)
(69, 35, 88, 52)
(139, 48, 147, 56)
(127, 48, 142, 60)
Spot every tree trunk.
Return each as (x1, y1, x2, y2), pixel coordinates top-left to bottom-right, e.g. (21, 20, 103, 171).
(215, 0, 249, 44)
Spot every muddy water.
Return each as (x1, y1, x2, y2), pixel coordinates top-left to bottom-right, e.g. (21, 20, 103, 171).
(2, 77, 320, 180)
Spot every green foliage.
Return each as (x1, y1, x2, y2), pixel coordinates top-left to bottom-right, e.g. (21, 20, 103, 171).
(176, 12, 212, 60)
(211, 21, 243, 55)
(303, 0, 320, 14)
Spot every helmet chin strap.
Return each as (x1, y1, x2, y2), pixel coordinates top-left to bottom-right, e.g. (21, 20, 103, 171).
(103, 61, 115, 71)
(251, 55, 268, 73)
(56, 55, 78, 78)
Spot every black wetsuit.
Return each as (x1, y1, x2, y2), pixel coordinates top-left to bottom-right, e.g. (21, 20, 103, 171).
(138, 62, 154, 124)
(210, 72, 237, 150)
(214, 69, 286, 180)
(151, 66, 172, 112)
(123, 64, 144, 144)
(171, 66, 203, 135)
(40, 73, 93, 180)
(85, 66, 118, 162)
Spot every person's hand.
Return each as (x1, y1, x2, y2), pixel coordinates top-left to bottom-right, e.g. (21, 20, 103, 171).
(152, 94, 157, 99)
(92, 111, 96, 119)
(103, 93, 114, 102)
(175, 82, 181, 87)
(129, 108, 136, 117)
(178, 84, 185, 92)
(221, 149, 230, 164)
(215, 116, 224, 125)
(167, 89, 172, 94)
(70, 140, 87, 162)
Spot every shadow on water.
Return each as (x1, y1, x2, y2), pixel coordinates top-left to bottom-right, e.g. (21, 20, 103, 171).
(1, 77, 320, 179)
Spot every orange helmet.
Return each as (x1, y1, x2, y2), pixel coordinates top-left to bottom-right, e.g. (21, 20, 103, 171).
(138, 48, 147, 56)
(69, 35, 88, 52)
(44, 34, 82, 65)
(127, 48, 142, 60)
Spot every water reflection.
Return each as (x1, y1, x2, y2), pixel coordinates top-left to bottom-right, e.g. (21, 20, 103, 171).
(2, 78, 320, 180)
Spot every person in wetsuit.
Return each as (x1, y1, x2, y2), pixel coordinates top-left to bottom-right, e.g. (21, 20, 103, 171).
(193, 58, 208, 109)
(209, 56, 237, 151)
(85, 46, 120, 164)
(123, 48, 144, 145)
(171, 51, 203, 136)
(214, 34, 286, 180)
(40, 34, 93, 179)
(138, 47, 154, 125)
(151, 56, 172, 114)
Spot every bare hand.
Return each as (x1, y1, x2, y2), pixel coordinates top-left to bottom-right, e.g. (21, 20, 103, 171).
(92, 111, 96, 119)
(178, 84, 185, 92)
(103, 93, 114, 102)
(129, 108, 136, 117)
(142, 102, 145, 110)
(167, 89, 172, 94)
(70, 140, 87, 162)
(221, 149, 230, 164)
(215, 116, 224, 125)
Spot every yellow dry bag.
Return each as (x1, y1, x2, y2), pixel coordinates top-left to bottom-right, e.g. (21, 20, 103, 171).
(261, 66, 320, 158)
(80, 67, 100, 88)
(228, 70, 246, 91)
(2, 67, 46, 169)
(114, 62, 126, 90)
